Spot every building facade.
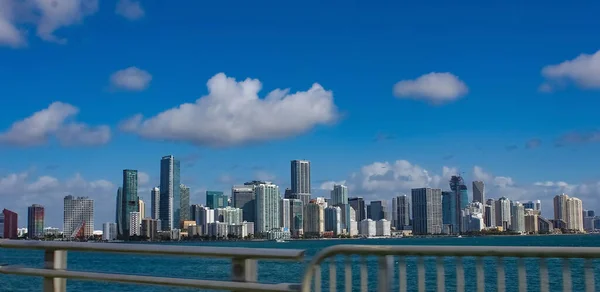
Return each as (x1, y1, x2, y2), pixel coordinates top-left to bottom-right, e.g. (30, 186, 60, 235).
(233, 184, 256, 223)
(411, 188, 443, 235)
(180, 184, 190, 223)
(255, 183, 280, 235)
(159, 155, 181, 231)
(330, 184, 348, 206)
(63, 196, 94, 238)
(121, 169, 139, 237)
(27, 204, 44, 239)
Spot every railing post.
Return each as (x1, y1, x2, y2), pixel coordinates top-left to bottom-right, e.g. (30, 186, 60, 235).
(377, 255, 393, 292)
(43, 249, 67, 292)
(231, 258, 257, 283)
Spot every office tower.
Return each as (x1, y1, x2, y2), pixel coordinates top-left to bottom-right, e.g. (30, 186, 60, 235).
(160, 155, 181, 231)
(369, 201, 388, 221)
(233, 184, 256, 223)
(281, 199, 291, 229)
(255, 182, 280, 234)
(394, 195, 410, 230)
(324, 206, 342, 235)
(330, 184, 348, 206)
(206, 191, 228, 209)
(510, 202, 525, 233)
(284, 188, 294, 199)
(495, 197, 511, 230)
(180, 184, 190, 223)
(348, 197, 366, 222)
(291, 159, 311, 194)
(196, 206, 215, 235)
(138, 199, 145, 219)
(304, 201, 324, 236)
(442, 191, 458, 234)
(524, 209, 539, 234)
(102, 223, 117, 241)
(27, 204, 44, 239)
(391, 198, 398, 228)
(472, 181, 485, 203)
(129, 212, 141, 236)
(411, 188, 443, 235)
(63, 196, 94, 238)
(584, 210, 596, 231)
(566, 197, 583, 231)
(151, 187, 160, 220)
(190, 204, 202, 223)
(116, 187, 123, 236)
(215, 207, 243, 225)
(141, 218, 159, 241)
(0, 209, 18, 239)
(121, 169, 139, 237)
(450, 175, 469, 232)
(367, 204, 372, 219)
(290, 199, 303, 235)
(554, 193, 569, 223)
(484, 199, 496, 228)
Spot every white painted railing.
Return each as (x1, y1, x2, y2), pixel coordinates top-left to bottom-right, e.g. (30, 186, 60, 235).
(300, 245, 600, 292)
(0, 240, 304, 292)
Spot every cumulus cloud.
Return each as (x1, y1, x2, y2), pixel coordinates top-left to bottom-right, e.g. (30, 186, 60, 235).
(137, 171, 150, 186)
(0, 170, 114, 228)
(115, 0, 145, 20)
(393, 72, 468, 104)
(109, 67, 152, 91)
(120, 73, 339, 147)
(319, 180, 347, 191)
(541, 49, 600, 91)
(0, 0, 98, 47)
(0, 102, 110, 147)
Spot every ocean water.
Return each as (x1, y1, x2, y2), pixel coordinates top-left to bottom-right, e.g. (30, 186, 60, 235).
(1, 235, 600, 291)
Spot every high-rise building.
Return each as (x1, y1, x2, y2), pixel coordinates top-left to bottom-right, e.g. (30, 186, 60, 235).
(330, 184, 348, 206)
(523, 200, 542, 212)
(233, 184, 256, 223)
(495, 197, 511, 230)
(290, 199, 303, 235)
(0, 209, 18, 239)
(160, 155, 181, 231)
(291, 160, 311, 195)
(281, 199, 291, 230)
(450, 175, 469, 232)
(304, 201, 324, 236)
(138, 199, 145, 219)
(553, 193, 569, 223)
(461, 202, 484, 233)
(472, 181, 485, 203)
(129, 212, 141, 236)
(180, 184, 190, 223)
(566, 197, 583, 232)
(442, 191, 458, 234)
(324, 206, 342, 235)
(510, 202, 525, 233)
(206, 191, 228, 209)
(63, 196, 94, 238)
(583, 210, 596, 231)
(116, 187, 123, 236)
(195, 206, 214, 235)
(411, 188, 442, 235)
(393, 195, 411, 230)
(215, 207, 243, 225)
(255, 183, 280, 235)
(141, 218, 159, 241)
(348, 197, 366, 222)
(369, 201, 388, 221)
(102, 222, 117, 241)
(27, 204, 44, 239)
(121, 169, 139, 237)
(484, 199, 496, 228)
(151, 187, 160, 220)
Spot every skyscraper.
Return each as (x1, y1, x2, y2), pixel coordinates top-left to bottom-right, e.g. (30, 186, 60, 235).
(151, 187, 160, 220)
(233, 184, 256, 223)
(495, 197, 511, 230)
(472, 181, 485, 203)
(324, 206, 342, 235)
(394, 195, 410, 230)
(180, 184, 190, 223)
(138, 199, 145, 219)
(566, 197, 583, 231)
(442, 191, 458, 234)
(116, 187, 123, 236)
(281, 198, 291, 229)
(206, 191, 227, 209)
(160, 155, 181, 231)
(290, 199, 303, 235)
(291, 160, 311, 203)
(122, 169, 139, 237)
(369, 200, 388, 221)
(63, 196, 94, 238)
(450, 175, 469, 232)
(27, 204, 44, 239)
(0, 209, 18, 239)
(554, 193, 569, 223)
(255, 182, 280, 235)
(510, 202, 525, 233)
(348, 197, 366, 222)
(330, 184, 348, 206)
(411, 188, 442, 235)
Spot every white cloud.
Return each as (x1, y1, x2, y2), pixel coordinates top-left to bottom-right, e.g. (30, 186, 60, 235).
(109, 67, 152, 91)
(319, 180, 346, 191)
(0, 0, 99, 47)
(254, 170, 276, 182)
(115, 0, 145, 20)
(541, 49, 600, 91)
(120, 73, 339, 147)
(0, 171, 115, 229)
(393, 72, 468, 104)
(137, 171, 150, 186)
(0, 102, 110, 147)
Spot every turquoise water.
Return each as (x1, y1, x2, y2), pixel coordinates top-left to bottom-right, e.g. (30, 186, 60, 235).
(1, 235, 600, 291)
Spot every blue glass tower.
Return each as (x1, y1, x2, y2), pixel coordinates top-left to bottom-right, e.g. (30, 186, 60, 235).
(442, 191, 457, 234)
(159, 155, 181, 230)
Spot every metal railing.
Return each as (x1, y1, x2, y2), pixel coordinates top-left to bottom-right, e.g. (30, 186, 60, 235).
(0, 240, 304, 292)
(300, 245, 600, 292)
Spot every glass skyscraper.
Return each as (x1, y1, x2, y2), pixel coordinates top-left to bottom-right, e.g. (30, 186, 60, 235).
(442, 191, 457, 234)
(116, 187, 123, 236)
(160, 155, 181, 231)
(180, 184, 190, 222)
(450, 175, 469, 233)
(206, 191, 228, 209)
(122, 169, 139, 237)
(27, 204, 44, 239)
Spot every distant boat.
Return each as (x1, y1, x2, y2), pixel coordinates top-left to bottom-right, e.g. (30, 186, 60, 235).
(275, 239, 287, 243)
(457, 235, 463, 238)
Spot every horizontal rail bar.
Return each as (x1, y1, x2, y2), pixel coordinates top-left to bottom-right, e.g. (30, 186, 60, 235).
(0, 240, 304, 261)
(0, 265, 300, 292)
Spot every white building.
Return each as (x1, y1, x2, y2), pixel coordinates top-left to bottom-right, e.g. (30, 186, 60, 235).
(129, 212, 141, 236)
(102, 222, 117, 241)
(495, 197, 511, 230)
(255, 183, 280, 234)
(208, 222, 229, 238)
(215, 207, 243, 225)
(330, 184, 348, 206)
(462, 202, 485, 233)
(324, 206, 342, 235)
(510, 202, 525, 233)
(359, 219, 376, 237)
(63, 195, 94, 238)
(151, 187, 160, 219)
(349, 220, 358, 237)
(566, 197, 584, 232)
(376, 219, 391, 237)
(138, 199, 145, 219)
(280, 199, 291, 229)
(197, 206, 215, 235)
(304, 202, 324, 235)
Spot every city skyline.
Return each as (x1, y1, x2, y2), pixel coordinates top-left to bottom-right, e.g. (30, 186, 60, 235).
(1, 2, 600, 228)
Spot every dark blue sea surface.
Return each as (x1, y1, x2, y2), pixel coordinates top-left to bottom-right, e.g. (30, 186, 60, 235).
(1, 235, 600, 291)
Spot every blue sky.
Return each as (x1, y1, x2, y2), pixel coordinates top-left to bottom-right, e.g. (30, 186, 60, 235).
(1, 0, 600, 228)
